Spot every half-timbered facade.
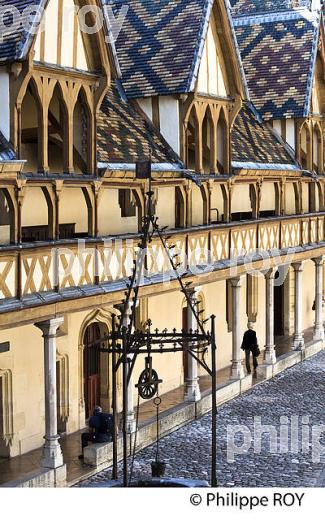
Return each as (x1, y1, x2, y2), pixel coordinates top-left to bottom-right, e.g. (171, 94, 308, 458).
(0, 0, 325, 486)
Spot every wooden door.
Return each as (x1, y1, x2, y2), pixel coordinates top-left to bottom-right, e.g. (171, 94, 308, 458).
(84, 323, 101, 418)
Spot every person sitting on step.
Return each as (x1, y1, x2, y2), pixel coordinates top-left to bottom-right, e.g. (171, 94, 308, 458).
(79, 405, 114, 460)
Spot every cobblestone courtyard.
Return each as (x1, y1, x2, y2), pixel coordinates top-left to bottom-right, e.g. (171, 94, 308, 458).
(79, 351, 325, 487)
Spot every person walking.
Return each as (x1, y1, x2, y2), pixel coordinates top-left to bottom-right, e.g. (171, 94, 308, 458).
(241, 322, 260, 375)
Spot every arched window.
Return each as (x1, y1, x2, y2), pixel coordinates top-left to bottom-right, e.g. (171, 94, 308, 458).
(202, 106, 215, 173)
(20, 81, 41, 172)
(48, 84, 68, 173)
(217, 109, 228, 173)
(175, 187, 185, 228)
(185, 105, 201, 172)
(313, 124, 322, 173)
(73, 89, 92, 173)
(300, 123, 310, 170)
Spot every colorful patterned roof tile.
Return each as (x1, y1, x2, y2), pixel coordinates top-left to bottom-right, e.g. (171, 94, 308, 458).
(231, 102, 297, 165)
(97, 81, 181, 164)
(0, 0, 44, 62)
(233, 16, 318, 119)
(230, 0, 312, 16)
(105, 0, 213, 98)
(0, 132, 16, 161)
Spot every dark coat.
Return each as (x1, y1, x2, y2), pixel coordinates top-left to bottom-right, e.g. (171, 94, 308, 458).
(241, 329, 258, 351)
(89, 412, 113, 443)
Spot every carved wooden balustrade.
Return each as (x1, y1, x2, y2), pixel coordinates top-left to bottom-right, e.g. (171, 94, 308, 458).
(0, 214, 324, 301)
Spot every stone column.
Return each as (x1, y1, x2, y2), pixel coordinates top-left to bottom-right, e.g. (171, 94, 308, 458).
(264, 269, 277, 364)
(292, 262, 305, 350)
(230, 277, 245, 379)
(35, 317, 64, 469)
(313, 256, 325, 341)
(184, 289, 201, 402)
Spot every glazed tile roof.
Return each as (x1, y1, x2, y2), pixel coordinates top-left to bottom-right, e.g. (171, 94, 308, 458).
(231, 103, 297, 165)
(0, 0, 119, 72)
(105, 0, 213, 98)
(230, 0, 312, 16)
(0, 132, 16, 161)
(0, 0, 43, 62)
(97, 81, 181, 164)
(233, 16, 319, 120)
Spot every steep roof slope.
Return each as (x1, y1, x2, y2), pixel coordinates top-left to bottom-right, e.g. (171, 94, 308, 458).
(0, 0, 44, 62)
(97, 81, 181, 164)
(231, 1, 321, 120)
(105, 0, 211, 98)
(0, 132, 16, 161)
(230, 0, 308, 16)
(231, 103, 298, 166)
(106, 0, 246, 99)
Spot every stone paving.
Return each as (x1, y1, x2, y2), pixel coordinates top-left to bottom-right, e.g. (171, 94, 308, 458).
(78, 351, 325, 487)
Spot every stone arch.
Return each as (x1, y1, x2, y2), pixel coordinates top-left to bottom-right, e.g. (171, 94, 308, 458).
(78, 309, 116, 422)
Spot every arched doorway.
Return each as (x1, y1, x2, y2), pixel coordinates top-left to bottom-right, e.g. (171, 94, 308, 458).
(83, 323, 101, 418)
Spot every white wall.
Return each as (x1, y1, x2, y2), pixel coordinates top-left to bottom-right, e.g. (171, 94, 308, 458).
(273, 120, 281, 137)
(197, 20, 227, 97)
(137, 98, 152, 121)
(192, 185, 204, 226)
(0, 68, 10, 141)
(98, 189, 138, 236)
(232, 184, 251, 214)
(60, 188, 88, 233)
(260, 182, 275, 212)
(211, 184, 224, 222)
(156, 187, 176, 228)
(159, 96, 180, 155)
(285, 183, 296, 215)
(21, 188, 48, 227)
(33, 0, 89, 70)
(286, 119, 295, 151)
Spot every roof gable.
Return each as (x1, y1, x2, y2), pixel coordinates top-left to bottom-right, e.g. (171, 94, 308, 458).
(233, 16, 319, 119)
(107, 0, 245, 99)
(0, 0, 119, 75)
